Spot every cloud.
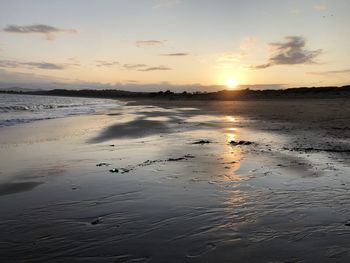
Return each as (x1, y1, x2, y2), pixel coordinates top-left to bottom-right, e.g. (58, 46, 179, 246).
(240, 37, 258, 52)
(161, 53, 189, 56)
(216, 37, 259, 65)
(136, 40, 166, 47)
(96, 60, 120, 67)
(122, 64, 149, 70)
(94, 61, 172, 72)
(121, 63, 171, 71)
(0, 68, 76, 88)
(313, 4, 328, 11)
(0, 59, 71, 70)
(124, 80, 140, 83)
(216, 52, 243, 64)
(269, 36, 322, 64)
(251, 36, 322, 69)
(3, 24, 77, 41)
(308, 69, 350, 75)
(138, 66, 172, 71)
(23, 62, 66, 70)
(250, 63, 271, 69)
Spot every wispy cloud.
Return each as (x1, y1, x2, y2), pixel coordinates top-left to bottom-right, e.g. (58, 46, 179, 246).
(136, 40, 166, 47)
(313, 4, 328, 11)
(0, 59, 73, 70)
(216, 52, 243, 64)
(138, 66, 172, 71)
(3, 24, 77, 41)
(251, 36, 322, 70)
(93, 60, 172, 72)
(153, 0, 181, 9)
(250, 63, 271, 69)
(124, 80, 139, 83)
(216, 37, 259, 65)
(161, 53, 189, 56)
(240, 37, 258, 52)
(121, 63, 171, 71)
(308, 69, 350, 75)
(96, 60, 120, 67)
(122, 64, 149, 70)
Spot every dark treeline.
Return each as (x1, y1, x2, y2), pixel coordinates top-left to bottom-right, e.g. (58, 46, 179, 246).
(1, 85, 350, 100)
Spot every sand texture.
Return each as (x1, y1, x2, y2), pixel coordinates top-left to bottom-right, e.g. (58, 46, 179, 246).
(0, 99, 349, 262)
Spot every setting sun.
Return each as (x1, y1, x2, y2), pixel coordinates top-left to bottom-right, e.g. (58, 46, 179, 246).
(226, 78, 238, 89)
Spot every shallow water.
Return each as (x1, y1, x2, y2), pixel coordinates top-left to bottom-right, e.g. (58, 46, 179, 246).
(0, 94, 118, 127)
(0, 99, 349, 262)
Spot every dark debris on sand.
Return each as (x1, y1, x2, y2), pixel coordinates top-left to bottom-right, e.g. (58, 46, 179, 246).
(91, 217, 102, 225)
(96, 162, 111, 167)
(108, 154, 195, 175)
(229, 140, 253, 146)
(140, 154, 195, 166)
(167, 154, 195, 162)
(192, 140, 211, 145)
(283, 147, 350, 153)
(120, 168, 133, 174)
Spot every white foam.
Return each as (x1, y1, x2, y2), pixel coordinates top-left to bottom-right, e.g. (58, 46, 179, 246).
(0, 94, 118, 127)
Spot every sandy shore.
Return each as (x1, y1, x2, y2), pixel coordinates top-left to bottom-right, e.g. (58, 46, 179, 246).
(0, 99, 349, 262)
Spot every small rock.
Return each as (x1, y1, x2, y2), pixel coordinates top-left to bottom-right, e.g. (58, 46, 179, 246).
(192, 140, 211, 145)
(221, 161, 236, 164)
(184, 154, 195, 159)
(229, 140, 252, 146)
(91, 217, 101, 225)
(345, 222, 350, 227)
(109, 168, 119, 173)
(167, 154, 195, 162)
(168, 157, 185, 161)
(120, 168, 132, 173)
(109, 144, 115, 147)
(96, 162, 110, 167)
(142, 160, 157, 165)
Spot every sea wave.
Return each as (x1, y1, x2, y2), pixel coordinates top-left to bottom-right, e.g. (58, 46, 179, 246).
(0, 94, 118, 127)
(0, 103, 101, 113)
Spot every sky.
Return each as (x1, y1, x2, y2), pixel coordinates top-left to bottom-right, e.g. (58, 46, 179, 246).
(0, 0, 349, 92)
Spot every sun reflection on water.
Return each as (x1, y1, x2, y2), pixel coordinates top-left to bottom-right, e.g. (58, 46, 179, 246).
(226, 127, 238, 143)
(224, 189, 245, 206)
(214, 116, 244, 182)
(226, 116, 236, 122)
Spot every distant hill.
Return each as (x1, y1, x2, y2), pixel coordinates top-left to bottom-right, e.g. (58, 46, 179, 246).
(0, 87, 41, 92)
(1, 85, 350, 100)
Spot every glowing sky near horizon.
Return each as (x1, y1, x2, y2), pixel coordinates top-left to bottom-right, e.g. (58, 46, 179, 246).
(0, 0, 349, 91)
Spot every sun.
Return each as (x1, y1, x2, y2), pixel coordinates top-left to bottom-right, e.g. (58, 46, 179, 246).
(226, 78, 238, 89)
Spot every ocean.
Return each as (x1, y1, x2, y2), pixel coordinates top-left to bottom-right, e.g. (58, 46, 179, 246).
(0, 93, 118, 127)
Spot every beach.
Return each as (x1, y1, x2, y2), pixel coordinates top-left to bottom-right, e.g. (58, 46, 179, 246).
(0, 96, 349, 262)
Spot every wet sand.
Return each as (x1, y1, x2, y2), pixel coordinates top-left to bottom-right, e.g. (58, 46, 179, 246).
(0, 99, 349, 262)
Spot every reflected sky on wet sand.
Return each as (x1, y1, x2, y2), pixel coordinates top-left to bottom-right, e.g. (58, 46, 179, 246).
(0, 102, 350, 262)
